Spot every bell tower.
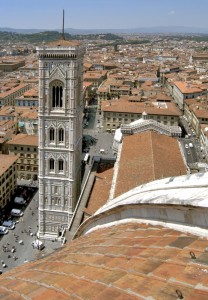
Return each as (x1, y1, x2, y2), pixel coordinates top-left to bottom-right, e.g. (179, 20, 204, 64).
(37, 15, 85, 239)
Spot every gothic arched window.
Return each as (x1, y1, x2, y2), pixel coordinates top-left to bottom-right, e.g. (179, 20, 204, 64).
(58, 128, 64, 143)
(58, 159, 64, 172)
(51, 81, 63, 108)
(49, 158, 55, 171)
(49, 127, 55, 142)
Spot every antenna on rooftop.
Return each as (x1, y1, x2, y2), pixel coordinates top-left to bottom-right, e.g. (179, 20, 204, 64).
(61, 9, 65, 40)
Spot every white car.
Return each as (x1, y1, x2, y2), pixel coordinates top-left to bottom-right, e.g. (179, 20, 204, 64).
(0, 226, 9, 235)
(11, 209, 24, 217)
(185, 144, 189, 149)
(189, 143, 193, 148)
(14, 197, 26, 205)
(2, 220, 15, 230)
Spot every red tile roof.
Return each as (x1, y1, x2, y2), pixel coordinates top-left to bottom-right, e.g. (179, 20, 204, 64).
(6, 134, 38, 146)
(0, 154, 18, 176)
(101, 98, 181, 116)
(0, 222, 208, 299)
(114, 131, 187, 197)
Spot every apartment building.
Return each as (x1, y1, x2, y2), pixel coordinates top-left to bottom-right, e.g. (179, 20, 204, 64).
(0, 119, 17, 153)
(0, 154, 18, 210)
(18, 108, 38, 135)
(101, 97, 181, 132)
(0, 83, 31, 107)
(15, 87, 39, 107)
(184, 98, 208, 137)
(0, 106, 38, 135)
(0, 59, 25, 72)
(7, 134, 38, 181)
(84, 70, 107, 87)
(172, 81, 207, 110)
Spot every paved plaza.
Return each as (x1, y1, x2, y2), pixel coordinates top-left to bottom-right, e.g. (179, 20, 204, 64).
(0, 190, 63, 274)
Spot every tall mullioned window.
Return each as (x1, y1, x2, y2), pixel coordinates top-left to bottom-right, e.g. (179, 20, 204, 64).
(49, 128, 55, 142)
(51, 81, 63, 108)
(58, 159, 64, 172)
(49, 158, 55, 171)
(58, 128, 64, 143)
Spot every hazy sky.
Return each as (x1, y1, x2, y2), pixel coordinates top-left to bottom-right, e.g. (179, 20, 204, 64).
(0, 0, 208, 29)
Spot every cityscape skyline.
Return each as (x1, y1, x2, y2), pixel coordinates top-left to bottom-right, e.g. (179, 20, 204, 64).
(1, 0, 208, 30)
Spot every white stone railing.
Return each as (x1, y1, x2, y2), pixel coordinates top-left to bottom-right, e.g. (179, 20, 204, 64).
(121, 119, 181, 137)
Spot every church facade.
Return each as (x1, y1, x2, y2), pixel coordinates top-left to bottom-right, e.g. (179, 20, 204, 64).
(37, 39, 84, 239)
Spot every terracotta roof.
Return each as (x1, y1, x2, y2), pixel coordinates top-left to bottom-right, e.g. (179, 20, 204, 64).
(0, 84, 29, 99)
(47, 39, 80, 47)
(0, 222, 208, 299)
(0, 106, 37, 117)
(101, 99, 181, 116)
(84, 164, 114, 216)
(6, 134, 38, 146)
(173, 81, 203, 94)
(114, 131, 187, 197)
(23, 88, 38, 98)
(0, 154, 18, 176)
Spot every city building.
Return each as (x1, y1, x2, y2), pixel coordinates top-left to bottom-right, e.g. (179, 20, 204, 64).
(0, 119, 17, 153)
(101, 96, 181, 132)
(18, 107, 38, 135)
(83, 70, 107, 87)
(7, 134, 38, 180)
(0, 154, 18, 211)
(0, 59, 25, 72)
(0, 83, 31, 107)
(37, 37, 85, 239)
(172, 81, 207, 110)
(15, 86, 39, 107)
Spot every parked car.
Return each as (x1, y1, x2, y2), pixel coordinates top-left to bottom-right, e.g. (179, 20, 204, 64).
(189, 143, 193, 148)
(185, 144, 189, 149)
(2, 220, 15, 230)
(14, 197, 26, 205)
(0, 226, 9, 235)
(11, 209, 24, 217)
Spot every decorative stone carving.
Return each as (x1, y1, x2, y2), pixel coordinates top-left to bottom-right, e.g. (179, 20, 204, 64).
(49, 65, 65, 82)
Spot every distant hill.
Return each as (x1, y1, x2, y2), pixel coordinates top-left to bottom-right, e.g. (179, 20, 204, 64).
(1, 26, 208, 35)
(0, 31, 123, 44)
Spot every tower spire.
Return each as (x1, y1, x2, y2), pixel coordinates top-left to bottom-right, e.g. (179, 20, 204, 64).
(61, 9, 65, 40)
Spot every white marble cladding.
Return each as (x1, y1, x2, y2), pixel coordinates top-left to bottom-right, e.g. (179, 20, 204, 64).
(73, 172, 208, 239)
(37, 42, 84, 240)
